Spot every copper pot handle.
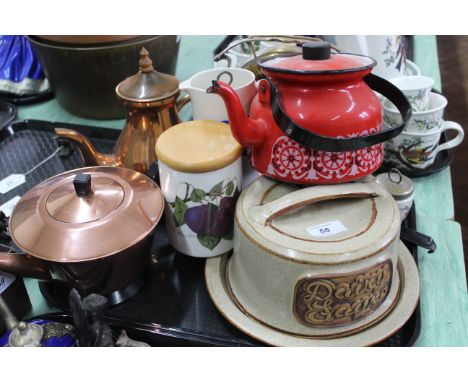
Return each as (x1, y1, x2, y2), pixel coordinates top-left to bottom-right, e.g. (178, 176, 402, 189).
(0, 251, 52, 281)
(250, 183, 384, 226)
(176, 93, 191, 112)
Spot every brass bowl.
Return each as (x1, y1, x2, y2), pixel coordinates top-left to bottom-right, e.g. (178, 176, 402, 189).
(28, 35, 180, 119)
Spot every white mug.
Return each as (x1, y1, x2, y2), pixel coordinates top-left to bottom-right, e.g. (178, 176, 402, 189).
(384, 121, 464, 169)
(334, 35, 406, 79)
(383, 92, 446, 133)
(179, 68, 257, 121)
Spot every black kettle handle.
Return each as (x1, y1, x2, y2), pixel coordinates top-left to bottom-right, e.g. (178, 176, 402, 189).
(270, 73, 412, 152)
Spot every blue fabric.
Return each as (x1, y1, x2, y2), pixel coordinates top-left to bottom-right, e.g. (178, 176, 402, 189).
(0, 319, 76, 347)
(0, 35, 45, 82)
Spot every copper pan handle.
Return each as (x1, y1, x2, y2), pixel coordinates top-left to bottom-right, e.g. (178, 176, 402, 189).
(0, 251, 52, 281)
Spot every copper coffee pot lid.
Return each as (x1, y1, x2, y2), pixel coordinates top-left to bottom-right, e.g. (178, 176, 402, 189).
(115, 47, 180, 103)
(9, 167, 164, 263)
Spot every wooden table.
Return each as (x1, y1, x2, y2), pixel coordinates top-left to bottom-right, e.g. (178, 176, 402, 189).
(16, 35, 468, 346)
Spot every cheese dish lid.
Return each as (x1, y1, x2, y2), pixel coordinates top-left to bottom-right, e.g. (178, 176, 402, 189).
(237, 176, 400, 264)
(155, 120, 242, 173)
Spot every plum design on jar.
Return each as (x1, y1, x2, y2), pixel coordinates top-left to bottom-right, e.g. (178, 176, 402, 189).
(167, 178, 240, 250)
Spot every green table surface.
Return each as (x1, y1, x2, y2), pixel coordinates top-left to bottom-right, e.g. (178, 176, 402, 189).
(12, 36, 468, 346)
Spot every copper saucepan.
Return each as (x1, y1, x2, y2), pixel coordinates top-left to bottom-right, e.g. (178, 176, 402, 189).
(0, 167, 164, 295)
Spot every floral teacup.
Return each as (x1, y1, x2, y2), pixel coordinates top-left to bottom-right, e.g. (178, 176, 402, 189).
(389, 75, 434, 111)
(383, 92, 446, 133)
(384, 120, 464, 170)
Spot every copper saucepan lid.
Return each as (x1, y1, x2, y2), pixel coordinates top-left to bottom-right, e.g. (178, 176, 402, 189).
(9, 166, 164, 263)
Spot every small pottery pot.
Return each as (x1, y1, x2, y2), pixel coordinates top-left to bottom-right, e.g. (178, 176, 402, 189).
(228, 176, 401, 337)
(375, 169, 414, 221)
(156, 120, 242, 257)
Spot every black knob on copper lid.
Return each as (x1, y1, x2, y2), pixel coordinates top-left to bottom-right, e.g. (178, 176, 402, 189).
(73, 173, 92, 196)
(302, 41, 331, 60)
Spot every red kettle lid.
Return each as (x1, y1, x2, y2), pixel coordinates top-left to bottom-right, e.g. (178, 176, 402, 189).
(258, 41, 376, 74)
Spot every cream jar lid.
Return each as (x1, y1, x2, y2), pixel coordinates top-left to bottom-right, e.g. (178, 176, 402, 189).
(237, 176, 400, 265)
(375, 169, 414, 201)
(155, 120, 242, 173)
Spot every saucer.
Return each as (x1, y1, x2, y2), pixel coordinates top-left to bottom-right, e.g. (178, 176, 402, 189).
(205, 241, 419, 346)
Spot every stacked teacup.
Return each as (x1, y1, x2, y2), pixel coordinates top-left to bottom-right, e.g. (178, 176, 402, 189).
(382, 75, 464, 170)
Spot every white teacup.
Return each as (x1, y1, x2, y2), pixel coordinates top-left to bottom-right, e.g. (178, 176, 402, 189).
(384, 121, 464, 169)
(383, 92, 447, 133)
(389, 75, 435, 111)
(179, 68, 256, 121)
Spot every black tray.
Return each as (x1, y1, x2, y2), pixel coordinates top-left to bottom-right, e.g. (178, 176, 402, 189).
(0, 89, 54, 106)
(0, 120, 119, 207)
(0, 119, 421, 346)
(0, 101, 16, 130)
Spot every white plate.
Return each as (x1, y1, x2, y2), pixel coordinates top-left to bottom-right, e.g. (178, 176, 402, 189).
(205, 241, 419, 346)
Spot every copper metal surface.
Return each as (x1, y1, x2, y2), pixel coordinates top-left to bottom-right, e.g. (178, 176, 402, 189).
(9, 166, 164, 262)
(116, 47, 180, 102)
(46, 176, 125, 223)
(55, 47, 186, 174)
(0, 251, 51, 280)
(0, 231, 153, 295)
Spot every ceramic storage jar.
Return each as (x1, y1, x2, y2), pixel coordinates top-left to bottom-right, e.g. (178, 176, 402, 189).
(228, 176, 401, 337)
(156, 120, 242, 258)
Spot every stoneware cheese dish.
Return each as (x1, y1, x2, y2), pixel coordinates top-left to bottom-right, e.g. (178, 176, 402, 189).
(205, 242, 419, 346)
(205, 175, 420, 345)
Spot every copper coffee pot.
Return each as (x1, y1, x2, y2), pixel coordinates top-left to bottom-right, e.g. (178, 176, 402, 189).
(55, 47, 189, 174)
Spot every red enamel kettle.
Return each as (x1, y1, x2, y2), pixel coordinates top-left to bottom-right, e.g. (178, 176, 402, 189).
(208, 40, 411, 184)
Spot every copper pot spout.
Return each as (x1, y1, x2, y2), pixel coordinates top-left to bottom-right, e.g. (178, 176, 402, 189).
(0, 251, 52, 281)
(55, 128, 115, 166)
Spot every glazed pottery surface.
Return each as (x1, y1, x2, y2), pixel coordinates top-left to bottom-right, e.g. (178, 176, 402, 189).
(384, 92, 447, 133)
(384, 121, 464, 170)
(335, 35, 407, 79)
(375, 170, 414, 222)
(227, 176, 401, 336)
(159, 159, 242, 257)
(205, 241, 419, 346)
(389, 75, 434, 112)
(156, 121, 243, 257)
